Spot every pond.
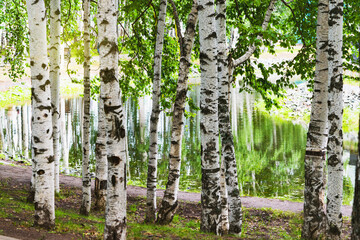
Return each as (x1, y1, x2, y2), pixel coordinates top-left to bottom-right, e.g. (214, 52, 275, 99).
(0, 84, 358, 204)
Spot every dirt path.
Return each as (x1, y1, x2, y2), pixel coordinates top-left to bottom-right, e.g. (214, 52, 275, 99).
(0, 161, 353, 217)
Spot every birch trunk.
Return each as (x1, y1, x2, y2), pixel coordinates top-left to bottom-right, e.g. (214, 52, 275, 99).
(219, 157, 229, 234)
(60, 99, 69, 174)
(198, 0, 221, 234)
(351, 113, 360, 239)
(22, 104, 29, 159)
(326, 0, 344, 238)
(302, 0, 329, 238)
(80, 0, 92, 216)
(145, 0, 167, 223)
(98, 0, 127, 238)
(50, 0, 61, 194)
(216, 0, 242, 234)
(26, 0, 55, 228)
(95, 97, 107, 211)
(156, 0, 198, 224)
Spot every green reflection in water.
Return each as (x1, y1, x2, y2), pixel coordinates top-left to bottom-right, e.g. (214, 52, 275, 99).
(62, 86, 355, 204)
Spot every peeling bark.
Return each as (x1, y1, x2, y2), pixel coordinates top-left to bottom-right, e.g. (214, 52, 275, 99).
(156, 0, 198, 225)
(80, 0, 92, 216)
(145, 0, 168, 223)
(326, 0, 344, 239)
(26, 0, 55, 228)
(302, 0, 328, 238)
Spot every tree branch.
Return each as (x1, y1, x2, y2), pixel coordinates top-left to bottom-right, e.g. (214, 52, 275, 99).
(280, 0, 307, 48)
(168, 0, 184, 54)
(233, 0, 277, 68)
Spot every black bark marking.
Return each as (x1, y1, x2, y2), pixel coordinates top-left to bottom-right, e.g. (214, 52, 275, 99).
(41, 63, 47, 69)
(111, 175, 116, 186)
(37, 169, 45, 175)
(47, 155, 54, 163)
(100, 68, 116, 84)
(33, 148, 47, 156)
(39, 80, 51, 91)
(205, 32, 217, 40)
(30, 61, 35, 66)
(108, 155, 121, 165)
(55, 9, 60, 15)
(36, 74, 43, 80)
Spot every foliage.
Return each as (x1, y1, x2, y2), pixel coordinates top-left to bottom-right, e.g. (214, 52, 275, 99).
(0, 0, 29, 82)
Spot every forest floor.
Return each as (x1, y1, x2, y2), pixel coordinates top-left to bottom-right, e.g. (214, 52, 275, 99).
(0, 160, 353, 239)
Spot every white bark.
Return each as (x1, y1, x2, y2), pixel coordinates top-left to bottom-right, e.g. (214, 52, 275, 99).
(27, 0, 55, 228)
(50, 0, 61, 194)
(80, 0, 92, 216)
(198, 0, 221, 234)
(302, 0, 328, 238)
(95, 97, 107, 211)
(22, 104, 29, 159)
(216, 0, 242, 234)
(98, 0, 127, 238)
(326, 0, 344, 238)
(60, 99, 69, 174)
(156, 0, 198, 224)
(145, 0, 167, 223)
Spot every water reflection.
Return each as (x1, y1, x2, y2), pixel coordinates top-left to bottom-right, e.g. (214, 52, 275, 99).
(0, 85, 358, 204)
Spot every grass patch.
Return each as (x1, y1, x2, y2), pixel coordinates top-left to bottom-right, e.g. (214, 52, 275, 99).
(0, 177, 352, 239)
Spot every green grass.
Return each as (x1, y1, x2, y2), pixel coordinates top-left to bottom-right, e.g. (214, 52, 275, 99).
(0, 178, 313, 240)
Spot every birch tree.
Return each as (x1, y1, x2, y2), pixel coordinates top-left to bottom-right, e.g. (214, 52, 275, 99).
(145, 0, 167, 223)
(301, 0, 329, 238)
(26, 0, 55, 228)
(326, 0, 344, 238)
(80, 0, 92, 216)
(98, 0, 127, 237)
(95, 97, 107, 211)
(216, 0, 242, 234)
(198, 0, 221, 234)
(156, 0, 198, 224)
(50, 0, 61, 194)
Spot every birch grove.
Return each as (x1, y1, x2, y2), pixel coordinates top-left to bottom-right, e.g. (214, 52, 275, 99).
(26, 0, 55, 228)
